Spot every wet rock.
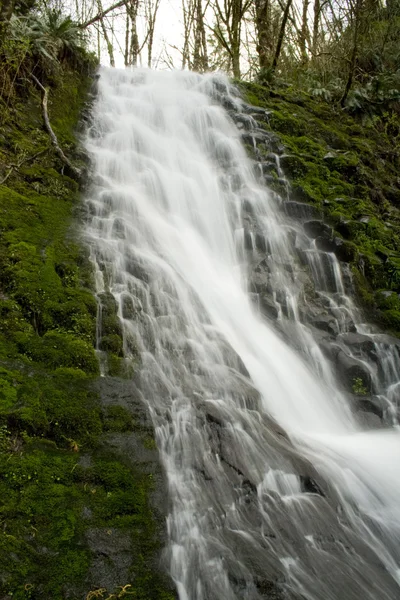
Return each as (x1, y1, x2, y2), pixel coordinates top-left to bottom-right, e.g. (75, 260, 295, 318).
(336, 351, 372, 392)
(259, 295, 279, 320)
(338, 332, 377, 361)
(356, 411, 384, 429)
(111, 217, 125, 239)
(371, 333, 400, 350)
(242, 198, 255, 215)
(315, 236, 357, 262)
(310, 314, 339, 336)
(300, 475, 325, 496)
(283, 201, 322, 221)
(255, 231, 268, 252)
(85, 528, 132, 592)
(304, 220, 333, 239)
(121, 294, 137, 319)
(244, 230, 254, 250)
(249, 271, 270, 294)
(242, 104, 269, 116)
(257, 161, 279, 177)
(125, 255, 149, 283)
(351, 394, 386, 419)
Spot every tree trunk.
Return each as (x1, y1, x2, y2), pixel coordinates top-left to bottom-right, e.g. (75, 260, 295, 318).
(126, 0, 139, 66)
(272, 0, 293, 71)
(312, 0, 320, 56)
(340, 0, 362, 106)
(299, 0, 310, 63)
(124, 11, 130, 66)
(192, 0, 208, 71)
(96, 0, 115, 66)
(255, 0, 272, 69)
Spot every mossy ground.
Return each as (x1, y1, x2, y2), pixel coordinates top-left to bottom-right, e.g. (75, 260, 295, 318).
(239, 81, 400, 335)
(0, 71, 173, 598)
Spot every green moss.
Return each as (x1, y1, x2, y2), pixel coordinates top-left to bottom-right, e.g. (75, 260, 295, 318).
(103, 406, 135, 433)
(241, 80, 400, 333)
(0, 64, 172, 599)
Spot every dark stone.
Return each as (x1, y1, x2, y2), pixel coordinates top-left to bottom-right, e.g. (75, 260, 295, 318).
(85, 528, 132, 591)
(255, 231, 268, 252)
(310, 314, 339, 336)
(259, 295, 279, 319)
(356, 411, 384, 429)
(242, 103, 269, 116)
(336, 351, 372, 392)
(242, 198, 254, 215)
(121, 294, 136, 319)
(283, 201, 322, 221)
(300, 475, 325, 496)
(338, 332, 377, 361)
(249, 271, 270, 294)
(244, 230, 254, 250)
(125, 256, 149, 283)
(111, 218, 126, 239)
(304, 220, 333, 239)
(351, 394, 386, 419)
(315, 236, 357, 262)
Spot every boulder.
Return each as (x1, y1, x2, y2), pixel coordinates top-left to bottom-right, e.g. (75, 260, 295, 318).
(315, 236, 357, 262)
(259, 295, 279, 320)
(310, 314, 339, 336)
(283, 201, 322, 221)
(336, 350, 372, 392)
(304, 220, 333, 239)
(338, 332, 377, 361)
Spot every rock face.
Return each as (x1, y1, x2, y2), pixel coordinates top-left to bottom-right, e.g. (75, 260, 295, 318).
(230, 98, 400, 432)
(83, 377, 175, 598)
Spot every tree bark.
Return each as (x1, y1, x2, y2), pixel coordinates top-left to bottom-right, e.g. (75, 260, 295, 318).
(96, 0, 116, 66)
(271, 0, 293, 71)
(255, 0, 272, 69)
(299, 0, 310, 63)
(192, 0, 208, 71)
(80, 0, 126, 28)
(340, 0, 362, 106)
(31, 75, 81, 180)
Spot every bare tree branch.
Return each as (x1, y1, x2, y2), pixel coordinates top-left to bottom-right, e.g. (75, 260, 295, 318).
(79, 0, 126, 28)
(31, 75, 81, 180)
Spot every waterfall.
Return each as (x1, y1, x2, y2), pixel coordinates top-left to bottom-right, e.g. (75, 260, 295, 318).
(84, 67, 400, 600)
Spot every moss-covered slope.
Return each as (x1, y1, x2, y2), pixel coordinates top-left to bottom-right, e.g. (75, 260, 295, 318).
(0, 72, 174, 599)
(239, 81, 400, 335)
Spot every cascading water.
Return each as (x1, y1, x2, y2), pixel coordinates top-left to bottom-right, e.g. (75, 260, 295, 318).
(84, 67, 400, 600)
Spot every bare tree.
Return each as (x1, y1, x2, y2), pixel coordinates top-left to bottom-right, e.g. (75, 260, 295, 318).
(254, 0, 273, 69)
(144, 0, 161, 67)
(211, 0, 252, 77)
(96, 0, 116, 65)
(271, 0, 293, 71)
(125, 0, 139, 65)
(192, 0, 208, 71)
(299, 0, 310, 62)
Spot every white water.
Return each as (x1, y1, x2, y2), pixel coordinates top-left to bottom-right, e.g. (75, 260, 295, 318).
(85, 67, 400, 600)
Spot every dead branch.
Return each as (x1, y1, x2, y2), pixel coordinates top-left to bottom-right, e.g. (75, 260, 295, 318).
(79, 0, 126, 28)
(31, 74, 81, 179)
(0, 147, 49, 186)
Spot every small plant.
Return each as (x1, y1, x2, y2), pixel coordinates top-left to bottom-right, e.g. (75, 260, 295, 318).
(352, 377, 368, 396)
(86, 584, 135, 599)
(0, 424, 10, 451)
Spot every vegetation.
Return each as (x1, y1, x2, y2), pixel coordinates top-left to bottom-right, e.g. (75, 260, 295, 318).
(239, 78, 400, 335)
(0, 3, 174, 598)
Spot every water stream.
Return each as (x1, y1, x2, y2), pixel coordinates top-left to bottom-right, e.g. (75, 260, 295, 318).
(84, 67, 400, 600)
